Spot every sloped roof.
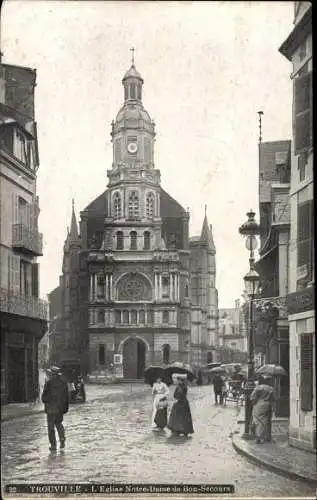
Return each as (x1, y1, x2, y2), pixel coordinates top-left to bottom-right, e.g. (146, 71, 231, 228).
(82, 190, 109, 216)
(160, 187, 186, 218)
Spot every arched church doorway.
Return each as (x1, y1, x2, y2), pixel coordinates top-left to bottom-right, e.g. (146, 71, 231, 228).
(122, 337, 146, 379)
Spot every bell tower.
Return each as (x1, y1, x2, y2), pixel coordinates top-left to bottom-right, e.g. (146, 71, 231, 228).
(105, 51, 163, 251)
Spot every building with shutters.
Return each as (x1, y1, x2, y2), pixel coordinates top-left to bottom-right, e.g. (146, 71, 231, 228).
(279, 1, 315, 452)
(255, 139, 291, 417)
(48, 59, 219, 378)
(0, 58, 48, 404)
(218, 301, 247, 355)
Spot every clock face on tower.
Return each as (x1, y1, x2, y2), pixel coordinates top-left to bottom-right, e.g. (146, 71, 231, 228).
(127, 142, 138, 154)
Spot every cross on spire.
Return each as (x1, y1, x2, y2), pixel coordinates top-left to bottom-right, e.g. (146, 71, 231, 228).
(258, 110, 264, 144)
(130, 47, 135, 65)
(205, 204, 207, 216)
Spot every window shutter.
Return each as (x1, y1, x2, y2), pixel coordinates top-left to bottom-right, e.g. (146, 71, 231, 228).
(32, 263, 39, 297)
(294, 72, 312, 154)
(300, 333, 313, 411)
(297, 202, 310, 267)
(14, 255, 20, 294)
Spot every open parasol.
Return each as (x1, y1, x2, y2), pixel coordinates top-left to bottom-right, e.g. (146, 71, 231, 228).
(209, 366, 226, 374)
(165, 362, 196, 382)
(255, 364, 287, 377)
(144, 366, 167, 386)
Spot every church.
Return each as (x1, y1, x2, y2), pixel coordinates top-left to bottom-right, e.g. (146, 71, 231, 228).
(48, 57, 219, 379)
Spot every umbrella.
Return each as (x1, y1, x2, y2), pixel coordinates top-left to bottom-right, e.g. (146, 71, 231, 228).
(144, 366, 167, 386)
(255, 364, 287, 377)
(209, 366, 226, 374)
(206, 362, 222, 369)
(165, 362, 196, 382)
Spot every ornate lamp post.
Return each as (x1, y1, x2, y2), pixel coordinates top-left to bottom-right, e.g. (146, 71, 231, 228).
(239, 210, 260, 439)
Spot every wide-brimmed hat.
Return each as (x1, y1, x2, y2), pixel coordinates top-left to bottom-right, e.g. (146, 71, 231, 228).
(48, 365, 61, 375)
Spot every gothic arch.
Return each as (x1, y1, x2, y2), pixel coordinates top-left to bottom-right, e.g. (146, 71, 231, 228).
(118, 335, 150, 354)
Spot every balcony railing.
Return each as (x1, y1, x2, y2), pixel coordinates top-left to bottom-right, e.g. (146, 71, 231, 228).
(12, 224, 43, 256)
(0, 288, 48, 320)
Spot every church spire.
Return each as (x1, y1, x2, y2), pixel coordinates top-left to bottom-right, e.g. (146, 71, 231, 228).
(200, 208, 216, 253)
(69, 198, 79, 240)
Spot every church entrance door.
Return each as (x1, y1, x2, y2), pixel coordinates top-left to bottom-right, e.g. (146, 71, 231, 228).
(123, 337, 146, 379)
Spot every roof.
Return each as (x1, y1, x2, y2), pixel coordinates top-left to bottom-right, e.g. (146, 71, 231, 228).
(279, 6, 312, 61)
(160, 187, 186, 218)
(200, 216, 216, 251)
(81, 186, 185, 220)
(82, 190, 109, 216)
(122, 64, 143, 82)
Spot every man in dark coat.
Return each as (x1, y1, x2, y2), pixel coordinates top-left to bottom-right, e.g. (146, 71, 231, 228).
(41, 366, 69, 451)
(212, 374, 224, 404)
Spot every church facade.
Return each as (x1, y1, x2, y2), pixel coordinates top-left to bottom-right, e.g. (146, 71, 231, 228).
(49, 60, 219, 379)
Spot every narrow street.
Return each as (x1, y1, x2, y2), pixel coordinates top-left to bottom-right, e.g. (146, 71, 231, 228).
(1, 384, 315, 497)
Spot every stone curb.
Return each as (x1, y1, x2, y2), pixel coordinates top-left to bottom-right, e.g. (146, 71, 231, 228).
(232, 435, 317, 486)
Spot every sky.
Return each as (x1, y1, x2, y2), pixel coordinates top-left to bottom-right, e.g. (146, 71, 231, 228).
(1, 0, 293, 308)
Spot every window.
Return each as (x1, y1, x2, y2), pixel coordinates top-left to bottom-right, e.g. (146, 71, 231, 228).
(207, 352, 213, 364)
(130, 231, 137, 250)
(98, 310, 104, 324)
(130, 83, 136, 99)
(137, 84, 142, 100)
(184, 284, 189, 298)
(143, 231, 150, 250)
(300, 333, 313, 411)
(97, 276, 104, 298)
(0, 127, 13, 152)
(163, 310, 169, 324)
(294, 71, 312, 154)
(148, 309, 154, 324)
(162, 344, 170, 364)
(113, 192, 121, 219)
(298, 153, 307, 182)
(139, 310, 145, 324)
(162, 277, 169, 298)
(124, 86, 128, 101)
(131, 310, 137, 324)
(20, 260, 32, 296)
(116, 231, 124, 250)
(146, 192, 155, 218)
(14, 130, 27, 164)
(123, 310, 129, 323)
(299, 40, 307, 61)
(128, 191, 139, 219)
(18, 197, 28, 226)
(297, 201, 314, 285)
(98, 345, 105, 365)
(115, 310, 121, 324)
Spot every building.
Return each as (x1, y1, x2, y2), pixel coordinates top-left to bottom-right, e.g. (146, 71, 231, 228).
(189, 210, 219, 365)
(279, 2, 315, 452)
(255, 139, 291, 416)
(47, 60, 219, 379)
(218, 300, 247, 363)
(0, 59, 47, 403)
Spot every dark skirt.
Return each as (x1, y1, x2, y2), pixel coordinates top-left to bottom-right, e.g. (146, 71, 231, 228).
(168, 398, 194, 435)
(154, 407, 168, 429)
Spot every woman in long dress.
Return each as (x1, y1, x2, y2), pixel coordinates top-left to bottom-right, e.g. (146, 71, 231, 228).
(152, 377, 169, 429)
(168, 379, 194, 436)
(251, 377, 274, 443)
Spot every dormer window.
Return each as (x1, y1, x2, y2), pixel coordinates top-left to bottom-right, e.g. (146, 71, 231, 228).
(14, 129, 28, 164)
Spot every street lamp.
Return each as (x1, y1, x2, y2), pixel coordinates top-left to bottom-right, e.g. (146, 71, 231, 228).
(239, 210, 260, 439)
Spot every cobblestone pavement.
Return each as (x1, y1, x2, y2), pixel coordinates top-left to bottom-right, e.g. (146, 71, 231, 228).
(1, 385, 315, 498)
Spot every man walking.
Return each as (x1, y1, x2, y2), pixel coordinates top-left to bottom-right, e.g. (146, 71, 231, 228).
(212, 373, 224, 405)
(41, 366, 69, 451)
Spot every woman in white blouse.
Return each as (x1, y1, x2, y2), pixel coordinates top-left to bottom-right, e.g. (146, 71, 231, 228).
(152, 377, 169, 429)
